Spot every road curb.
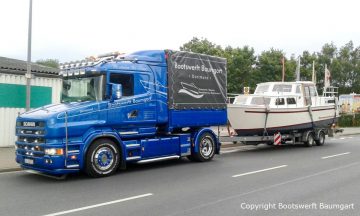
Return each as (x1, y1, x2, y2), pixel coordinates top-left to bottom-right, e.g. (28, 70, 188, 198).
(0, 167, 22, 173)
(338, 133, 360, 137)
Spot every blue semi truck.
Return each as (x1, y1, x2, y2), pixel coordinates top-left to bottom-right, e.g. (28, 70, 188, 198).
(15, 50, 227, 177)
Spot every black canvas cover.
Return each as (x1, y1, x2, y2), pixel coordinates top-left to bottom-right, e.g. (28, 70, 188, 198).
(167, 50, 227, 110)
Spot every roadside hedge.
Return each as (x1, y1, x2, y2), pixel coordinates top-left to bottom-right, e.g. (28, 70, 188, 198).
(338, 114, 360, 127)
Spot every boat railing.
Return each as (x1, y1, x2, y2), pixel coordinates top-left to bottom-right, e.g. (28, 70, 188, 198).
(323, 86, 339, 97)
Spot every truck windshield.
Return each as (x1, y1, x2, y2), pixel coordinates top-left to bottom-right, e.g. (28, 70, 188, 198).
(61, 76, 103, 103)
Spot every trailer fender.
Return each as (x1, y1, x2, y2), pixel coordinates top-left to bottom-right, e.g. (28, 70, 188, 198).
(192, 128, 220, 154)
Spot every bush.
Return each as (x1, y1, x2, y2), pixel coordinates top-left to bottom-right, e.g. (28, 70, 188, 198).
(338, 114, 360, 127)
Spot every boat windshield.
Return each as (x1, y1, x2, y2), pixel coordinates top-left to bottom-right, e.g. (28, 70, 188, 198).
(272, 84, 292, 93)
(255, 85, 270, 94)
(61, 75, 104, 103)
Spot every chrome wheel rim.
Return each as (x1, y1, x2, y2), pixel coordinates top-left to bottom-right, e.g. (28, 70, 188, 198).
(320, 134, 325, 144)
(308, 135, 314, 145)
(200, 137, 213, 157)
(94, 146, 114, 171)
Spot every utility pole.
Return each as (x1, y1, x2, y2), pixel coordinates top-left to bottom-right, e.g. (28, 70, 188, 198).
(295, 56, 301, 81)
(26, 0, 33, 111)
(281, 56, 285, 82)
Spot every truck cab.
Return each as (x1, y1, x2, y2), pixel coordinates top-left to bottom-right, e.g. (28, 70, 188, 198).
(15, 50, 227, 177)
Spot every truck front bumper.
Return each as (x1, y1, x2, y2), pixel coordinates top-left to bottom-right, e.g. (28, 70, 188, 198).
(16, 152, 80, 175)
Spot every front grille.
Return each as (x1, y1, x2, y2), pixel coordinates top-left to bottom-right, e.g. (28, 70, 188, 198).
(16, 143, 45, 157)
(16, 121, 46, 157)
(18, 136, 45, 144)
(17, 129, 45, 135)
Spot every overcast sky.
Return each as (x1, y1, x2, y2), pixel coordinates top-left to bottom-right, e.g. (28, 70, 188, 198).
(0, 0, 359, 62)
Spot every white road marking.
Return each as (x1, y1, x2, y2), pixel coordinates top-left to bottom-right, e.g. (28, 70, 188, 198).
(330, 136, 354, 141)
(322, 152, 351, 159)
(232, 165, 288, 178)
(169, 162, 360, 216)
(43, 193, 153, 216)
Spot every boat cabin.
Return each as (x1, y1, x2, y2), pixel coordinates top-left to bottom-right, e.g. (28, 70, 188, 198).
(235, 81, 327, 108)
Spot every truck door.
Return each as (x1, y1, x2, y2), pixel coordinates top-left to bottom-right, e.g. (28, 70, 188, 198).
(107, 71, 157, 136)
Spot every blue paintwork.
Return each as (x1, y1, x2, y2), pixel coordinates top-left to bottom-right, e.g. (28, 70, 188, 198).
(15, 50, 227, 175)
(192, 128, 221, 154)
(97, 150, 112, 167)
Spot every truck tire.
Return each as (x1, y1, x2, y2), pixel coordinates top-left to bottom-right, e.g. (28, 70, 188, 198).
(315, 131, 326, 146)
(304, 131, 314, 147)
(85, 138, 120, 177)
(192, 132, 216, 162)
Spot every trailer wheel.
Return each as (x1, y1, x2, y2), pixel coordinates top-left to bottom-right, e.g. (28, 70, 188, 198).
(192, 132, 216, 162)
(304, 132, 314, 147)
(266, 141, 274, 145)
(315, 131, 326, 146)
(85, 138, 120, 177)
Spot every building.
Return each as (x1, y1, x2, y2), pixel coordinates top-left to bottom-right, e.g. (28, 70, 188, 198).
(0, 57, 62, 147)
(339, 93, 360, 114)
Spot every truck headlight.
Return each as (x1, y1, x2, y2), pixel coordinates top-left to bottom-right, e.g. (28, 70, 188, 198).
(45, 148, 64, 155)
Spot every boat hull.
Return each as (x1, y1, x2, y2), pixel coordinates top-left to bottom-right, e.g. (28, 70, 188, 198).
(227, 104, 338, 136)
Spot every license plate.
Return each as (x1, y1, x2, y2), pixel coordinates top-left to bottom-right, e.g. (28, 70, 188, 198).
(24, 158, 34, 165)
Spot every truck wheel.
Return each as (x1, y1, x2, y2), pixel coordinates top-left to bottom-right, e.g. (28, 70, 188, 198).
(315, 131, 326, 146)
(85, 139, 120, 177)
(192, 132, 216, 162)
(304, 132, 314, 147)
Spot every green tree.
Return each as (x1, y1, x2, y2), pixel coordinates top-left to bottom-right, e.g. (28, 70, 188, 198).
(180, 37, 224, 56)
(316, 41, 360, 94)
(36, 59, 60, 69)
(299, 51, 317, 82)
(252, 48, 292, 85)
(180, 37, 257, 93)
(317, 42, 338, 93)
(285, 55, 297, 82)
(224, 46, 256, 93)
(336, 41, 360, 94)
(180, 37, 360, 95)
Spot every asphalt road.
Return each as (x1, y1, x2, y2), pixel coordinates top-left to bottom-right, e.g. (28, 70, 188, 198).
(0, 135, 359, 216)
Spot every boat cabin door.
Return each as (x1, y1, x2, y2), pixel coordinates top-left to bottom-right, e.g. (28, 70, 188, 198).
(303, 84, 318, 106)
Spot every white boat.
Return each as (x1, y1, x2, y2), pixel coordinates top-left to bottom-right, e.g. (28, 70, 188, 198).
(228, 81, 339, 136)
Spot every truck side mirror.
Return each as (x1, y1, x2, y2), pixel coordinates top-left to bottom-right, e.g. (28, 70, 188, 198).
(111, 84, 123, 101)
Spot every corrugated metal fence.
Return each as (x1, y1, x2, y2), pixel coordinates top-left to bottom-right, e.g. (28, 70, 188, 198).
(0, 73, 62, 147)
